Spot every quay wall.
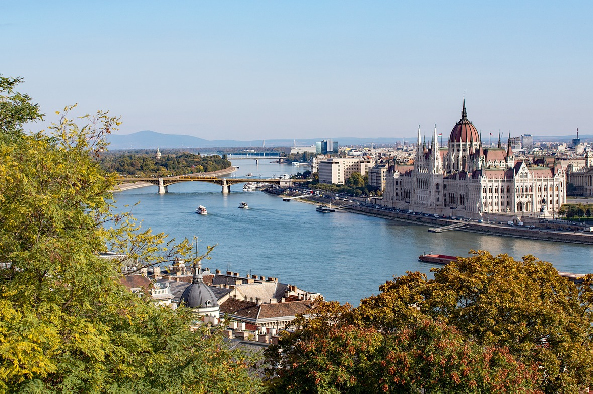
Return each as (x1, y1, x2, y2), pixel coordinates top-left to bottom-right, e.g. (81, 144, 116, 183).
(341, 204, 593, 245)
(289, 191, 593, 246)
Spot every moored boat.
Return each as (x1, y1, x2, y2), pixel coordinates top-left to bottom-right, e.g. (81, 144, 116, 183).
(316, 204, 335, 213)
(243, 182, 256, 192)
(196, 205, 207, 215)
(418, 253, 457, 265)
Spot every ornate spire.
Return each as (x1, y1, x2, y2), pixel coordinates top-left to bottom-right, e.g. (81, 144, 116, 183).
(507, 132, 513, 157)
(192, 236, 203, 284)
(462, 99, 467, 120)
(433, 124, 438, 150)
(498, 132, 501, 148)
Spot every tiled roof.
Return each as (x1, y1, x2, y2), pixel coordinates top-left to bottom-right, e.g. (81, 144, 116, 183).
(484, 148, 507, 162)
(120, 275, 151, 290)
(257, 300, 314, 319)
(531, 168, 554, 177)
(232, 282, 288, 303)
(220, 299, 315, 321)
(219, 298, 259, 319)
(395, 164, 414, 174)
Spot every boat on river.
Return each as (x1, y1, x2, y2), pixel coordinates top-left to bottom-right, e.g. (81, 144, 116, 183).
(243, 182, 256, 192)
(196, 205, 207, 215)
(316, 204, 335, 213)
(238, 202, 249, 209)
(418, 253, 457, 265)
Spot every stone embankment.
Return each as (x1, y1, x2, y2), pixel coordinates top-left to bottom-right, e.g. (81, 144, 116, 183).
(343, 204, 593, 245)
(111, 166, 237, 192)
(290, 193, 593, 246)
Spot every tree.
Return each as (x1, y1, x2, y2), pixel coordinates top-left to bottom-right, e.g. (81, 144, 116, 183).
(0, 76, 262, 393)
(346, 172, 365, 188)
(266, 302, 542, 393)
(266, 252, 593, 393)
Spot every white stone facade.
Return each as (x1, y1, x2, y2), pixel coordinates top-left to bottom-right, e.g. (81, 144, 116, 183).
(382, 102, 566, 218)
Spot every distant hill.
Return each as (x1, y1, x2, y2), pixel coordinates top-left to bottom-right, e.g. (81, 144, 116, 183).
(107, 131, 211, 149)
(106, 130, 591, 150)
(106, 131, 407, 149)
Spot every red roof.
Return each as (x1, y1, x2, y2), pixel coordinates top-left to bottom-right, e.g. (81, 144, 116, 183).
(484, 148, 507, 162)
(449, 101, 480, 143)
(120, 275, 151, 290)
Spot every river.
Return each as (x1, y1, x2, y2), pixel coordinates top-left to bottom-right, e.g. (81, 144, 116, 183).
(112, 158, 593, 305)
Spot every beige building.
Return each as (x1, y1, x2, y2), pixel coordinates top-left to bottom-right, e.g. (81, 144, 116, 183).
(382, 101, 566, 218)
(318, 157, 375, 185)
(567, 151, 593, 196)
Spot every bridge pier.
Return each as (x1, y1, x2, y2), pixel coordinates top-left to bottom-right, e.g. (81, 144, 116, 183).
(158, 178, 168, 194)
(221, 179, 230, 194)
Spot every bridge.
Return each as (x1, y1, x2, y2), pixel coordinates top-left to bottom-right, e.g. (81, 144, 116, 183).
(117, 175, 307, 194)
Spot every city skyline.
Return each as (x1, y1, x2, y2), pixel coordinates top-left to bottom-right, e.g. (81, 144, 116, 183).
(2, 1, 592, 140)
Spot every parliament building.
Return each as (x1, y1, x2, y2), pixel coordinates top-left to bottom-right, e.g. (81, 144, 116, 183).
(382, 101, 566, 218)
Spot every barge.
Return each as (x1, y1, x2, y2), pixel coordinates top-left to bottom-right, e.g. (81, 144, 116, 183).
(418, 253, 458, 265)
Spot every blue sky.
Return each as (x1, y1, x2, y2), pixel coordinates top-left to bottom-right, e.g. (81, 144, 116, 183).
(2, 1, 591, 140)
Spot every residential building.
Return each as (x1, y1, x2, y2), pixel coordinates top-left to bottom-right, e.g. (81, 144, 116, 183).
(318, 157, 375, 185)
(368, 164, 388, 191)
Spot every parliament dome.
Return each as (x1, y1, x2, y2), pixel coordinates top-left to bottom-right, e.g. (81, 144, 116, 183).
(449, 100, 480, 143)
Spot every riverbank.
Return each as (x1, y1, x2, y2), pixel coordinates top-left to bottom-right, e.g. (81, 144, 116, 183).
(348, 204, 593, 245)
(282, 191, 593, 246)
(112, 181, 153, 192)
(111, 166, 237, 192)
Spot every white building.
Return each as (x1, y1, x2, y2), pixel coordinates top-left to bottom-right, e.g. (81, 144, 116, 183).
(290, 145, 317, 155)
(318, 157, 375, 185)
(382, 101, 566, 218)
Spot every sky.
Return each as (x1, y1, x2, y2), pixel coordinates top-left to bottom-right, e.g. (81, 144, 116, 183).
(2, 1, 592, 141)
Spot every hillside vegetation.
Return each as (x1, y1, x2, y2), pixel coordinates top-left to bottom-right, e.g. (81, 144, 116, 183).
(99, 151, 231, 177)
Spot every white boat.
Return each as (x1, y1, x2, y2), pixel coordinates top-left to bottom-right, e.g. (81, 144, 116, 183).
(243, 182, 257, 192)
(196, 205, 207, 215)
(238, 202, 249, 209)
(316, 204, 335, 213)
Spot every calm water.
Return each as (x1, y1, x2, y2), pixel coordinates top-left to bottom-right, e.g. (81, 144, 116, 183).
(112, 158, 593, 305)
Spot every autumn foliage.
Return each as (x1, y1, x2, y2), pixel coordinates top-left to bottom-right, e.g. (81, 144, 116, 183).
(266, 252, 593, 393)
